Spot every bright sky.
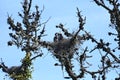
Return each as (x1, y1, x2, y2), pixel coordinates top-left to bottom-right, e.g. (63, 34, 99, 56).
(0, 0, 117, 80)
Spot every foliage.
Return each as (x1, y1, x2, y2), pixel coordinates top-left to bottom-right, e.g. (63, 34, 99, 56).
(40, 0, 120, 80)
(0, 0, 44, 80)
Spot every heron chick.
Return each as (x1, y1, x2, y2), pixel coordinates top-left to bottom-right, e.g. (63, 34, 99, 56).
(47, 33, 85, 59)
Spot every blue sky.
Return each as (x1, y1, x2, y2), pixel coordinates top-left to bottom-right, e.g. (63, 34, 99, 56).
(0, 0, 117, 80)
